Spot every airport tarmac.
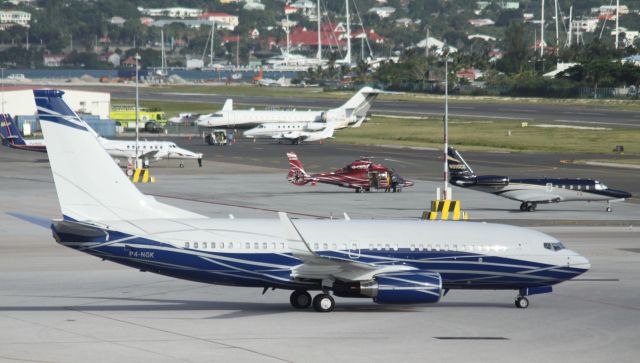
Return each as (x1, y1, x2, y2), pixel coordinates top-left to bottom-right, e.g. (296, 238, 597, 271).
(1, 143, 639, 363)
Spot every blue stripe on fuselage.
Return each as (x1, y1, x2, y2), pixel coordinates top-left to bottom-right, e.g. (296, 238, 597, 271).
(52, 223, 586, 291)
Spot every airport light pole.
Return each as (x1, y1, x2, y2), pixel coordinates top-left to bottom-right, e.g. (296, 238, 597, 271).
(443, 46, 449, 200)
(135, 53, 140, 169)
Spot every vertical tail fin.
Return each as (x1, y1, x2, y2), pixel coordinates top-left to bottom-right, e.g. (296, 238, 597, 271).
(336, 87, 380, 125)
(0, 114, 26, 145)
(35, 89, 203, 222)
(222, 99, 233, 111)
(286, 152, 311, 185)
(447, 147, 476, 180)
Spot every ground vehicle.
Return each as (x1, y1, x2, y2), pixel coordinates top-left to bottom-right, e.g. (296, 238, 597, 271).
(205, 129, 232, 146)
(109, 105, 168, 132)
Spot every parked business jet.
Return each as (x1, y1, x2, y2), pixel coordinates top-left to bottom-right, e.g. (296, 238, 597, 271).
(0, 114, 46, 152)
(26, 89, 591, 312)
(447, 146, 632, 212)
(197, 87, 380, 130)
(0, 112, 202, 167)
(244, 121, 335, 144)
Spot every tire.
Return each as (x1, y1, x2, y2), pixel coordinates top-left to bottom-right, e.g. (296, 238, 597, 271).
(290, 290, 312, 309)
(312, 293, 335, 312)
(515, 296, 529, 309)
(144, 122, 155, 132)
(519, 203, 527, 211)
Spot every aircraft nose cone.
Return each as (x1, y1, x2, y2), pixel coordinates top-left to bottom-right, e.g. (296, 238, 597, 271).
(610, 189, 632, 199)
(571, 254, 591, 272)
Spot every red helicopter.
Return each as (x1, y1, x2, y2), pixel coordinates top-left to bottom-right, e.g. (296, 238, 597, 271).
(286, 152, 414, 192)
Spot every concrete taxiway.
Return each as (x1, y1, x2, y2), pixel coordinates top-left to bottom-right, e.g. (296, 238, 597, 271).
(1, 143, 639, 363)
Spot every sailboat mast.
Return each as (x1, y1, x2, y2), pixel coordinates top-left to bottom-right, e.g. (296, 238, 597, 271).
(210, 20, 215, 65)
(161, 29, 166, 71)
(345, 0, 351, 64)
(554, 0, 559, 57)
(615, 0, 620, 48)
(317, 0, 321, 61)
(540, 0, 545, 57)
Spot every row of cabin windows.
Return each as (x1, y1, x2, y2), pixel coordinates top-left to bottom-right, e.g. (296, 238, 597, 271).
(184, 241, 286, 250)
(407, 244, 506, 252)
(184, 241, 507, 253)
(126, 144, 162, 150)
(555, 184, 589, 191)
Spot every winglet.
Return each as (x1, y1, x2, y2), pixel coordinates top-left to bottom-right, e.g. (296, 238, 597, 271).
(278, 212, 315, 257)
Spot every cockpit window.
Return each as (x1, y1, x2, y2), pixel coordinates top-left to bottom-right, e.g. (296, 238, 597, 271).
(543, 242, 566, 251)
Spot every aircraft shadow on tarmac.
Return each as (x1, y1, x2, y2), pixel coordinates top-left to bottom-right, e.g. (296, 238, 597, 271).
(0, 295, 511, 318)
(465, 207, 620, 213)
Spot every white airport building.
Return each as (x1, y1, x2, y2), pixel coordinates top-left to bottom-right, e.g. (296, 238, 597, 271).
(1, 87, 111, 119)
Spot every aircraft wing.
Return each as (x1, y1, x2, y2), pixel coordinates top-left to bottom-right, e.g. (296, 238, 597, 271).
(139, 150, 160, 160)
(279, 213, 417, 282)
(497, 190, 562, 203)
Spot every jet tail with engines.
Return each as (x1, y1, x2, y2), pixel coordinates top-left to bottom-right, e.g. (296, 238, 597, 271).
(448, 147, 509, 187)
(0, 114, 26, 146)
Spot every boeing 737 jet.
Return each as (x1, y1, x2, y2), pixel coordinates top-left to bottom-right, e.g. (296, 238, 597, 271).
(23, 89, 591, 312)
(197, 87, 380, 130)
(447, 146, 631, 211)
(0, 113, 202, 167)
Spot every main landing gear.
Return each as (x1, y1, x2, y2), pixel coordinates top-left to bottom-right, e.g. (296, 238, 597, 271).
(515, 296, 530, 309)
(519, 202, 537, 212)
(290, 290, 335, 312)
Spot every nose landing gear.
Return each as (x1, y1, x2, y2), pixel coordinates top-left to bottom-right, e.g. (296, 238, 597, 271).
(519, 202, 537, 212)
(515, 296, 530, 309)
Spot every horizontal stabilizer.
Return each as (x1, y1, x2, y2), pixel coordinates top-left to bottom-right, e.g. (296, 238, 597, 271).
(7, 212, 51, 229)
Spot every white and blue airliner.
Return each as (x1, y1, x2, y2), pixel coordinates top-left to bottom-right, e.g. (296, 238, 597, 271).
(23, 90, 591, 312)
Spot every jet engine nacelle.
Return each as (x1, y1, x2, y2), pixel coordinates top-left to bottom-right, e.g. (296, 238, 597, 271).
(306, 121, 326, 131)
(475, 175, 509, 186)
(332, 271, 442, 305)
(320, 109, 345, 124)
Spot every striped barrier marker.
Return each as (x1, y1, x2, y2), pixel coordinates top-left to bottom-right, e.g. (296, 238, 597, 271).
(130, 168, 156, 184)
(421, 200, 468, 221)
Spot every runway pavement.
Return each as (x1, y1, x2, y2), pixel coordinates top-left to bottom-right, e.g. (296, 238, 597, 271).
(1, 143, 639, 363)
(96, 86, 640, 128)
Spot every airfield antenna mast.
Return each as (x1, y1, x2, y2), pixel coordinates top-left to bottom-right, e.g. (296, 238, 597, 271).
(443, 46, 450, 200)
(1, 68, 4, 116)
(135, 53, 140, 169)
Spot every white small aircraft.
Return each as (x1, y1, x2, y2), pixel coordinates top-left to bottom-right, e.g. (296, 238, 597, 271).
(1, 111, 202, 168)
(197, 87, 381, 130)
(24, 88, 591, 312)
(243, 121, 335, 144)
(257, 76, 291, 87)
